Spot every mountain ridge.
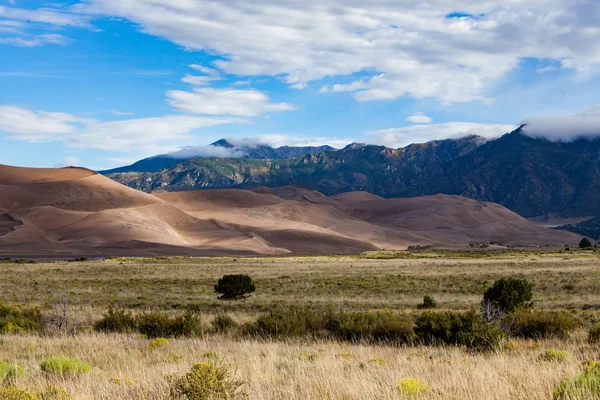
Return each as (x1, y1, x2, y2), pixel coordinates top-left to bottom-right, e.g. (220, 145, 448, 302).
(103, 128, 600, 220)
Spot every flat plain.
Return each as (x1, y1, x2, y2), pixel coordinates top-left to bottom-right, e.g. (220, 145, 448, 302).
(2, 250, 600, 400)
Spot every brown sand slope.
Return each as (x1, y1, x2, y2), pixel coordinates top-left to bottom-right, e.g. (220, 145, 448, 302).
(0, 164, 583, 256)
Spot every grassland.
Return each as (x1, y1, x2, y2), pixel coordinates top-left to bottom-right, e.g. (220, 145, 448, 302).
(2, 250, 600, 399)
(1, 333, 597, 400)
(1, 250, 600, 317)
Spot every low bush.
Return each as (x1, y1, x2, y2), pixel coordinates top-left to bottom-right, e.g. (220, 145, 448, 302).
(397, 379, 431, 396)
(503, 309, 581, 339)
(137, 311, 203, 338)
(0, 386, 37, 400)
(93, 308, 137, 333)
(211, 313, 238, 334)
(94, 309, 203, 338)
(540, 349, 572, 363)
(149, 338, 169, 348)
(249, 306, 337, 338)
(589, 323, 600, 344)
(0, 361, 24, 384)
(36, 385, 71, 400)
(554, 361, 600, 400)
(414, 310, 504, 352)
(169, 361, 246, 400)
(417, 295, 437, 310)
(336, 310, 414, 343)
(0, 303, 44, 334)
(40, 357, 90, 377)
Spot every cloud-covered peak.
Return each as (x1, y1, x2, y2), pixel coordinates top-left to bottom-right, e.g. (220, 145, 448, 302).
(522, 105, 600, 142)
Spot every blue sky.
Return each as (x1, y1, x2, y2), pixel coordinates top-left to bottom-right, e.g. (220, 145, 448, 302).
(1, 0, 600, 170)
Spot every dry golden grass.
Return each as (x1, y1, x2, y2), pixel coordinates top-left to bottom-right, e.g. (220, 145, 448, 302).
(0, 332, 597, 400)
(2, 251, 600, 399)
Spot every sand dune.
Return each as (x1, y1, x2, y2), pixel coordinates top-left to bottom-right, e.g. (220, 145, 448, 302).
(0, 164, 583, 256)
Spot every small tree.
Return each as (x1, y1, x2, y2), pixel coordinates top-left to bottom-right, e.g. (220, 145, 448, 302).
(482, 278, 533, 315)
(215, 275, 255, 300)
(580, 238, 593, 249)
(417, 295, 437, 309)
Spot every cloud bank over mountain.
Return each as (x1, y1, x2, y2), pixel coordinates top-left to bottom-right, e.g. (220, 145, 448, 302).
(523, 105, 600, 142)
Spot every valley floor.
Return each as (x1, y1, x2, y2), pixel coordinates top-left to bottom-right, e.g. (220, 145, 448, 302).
(2, 250, 600, 399)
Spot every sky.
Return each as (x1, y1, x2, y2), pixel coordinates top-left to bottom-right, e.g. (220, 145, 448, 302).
(1, 0, 600, 170)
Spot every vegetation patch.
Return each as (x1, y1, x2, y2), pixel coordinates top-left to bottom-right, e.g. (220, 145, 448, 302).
(503, 309, 581, 339)
(40, 357, 90, 377)
(169, 361, 246, 400)
(554, 360, 600, 400)
(397, 378, 431, 396)
(0, 360, 24, 384)
(0, 303, 43, 334)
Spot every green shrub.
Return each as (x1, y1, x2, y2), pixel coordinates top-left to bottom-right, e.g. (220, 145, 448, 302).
(0, 386, 37, 400)
(580, 238, 593, 249)
(483, 278, 533, 313)
(540, 349, 572, 363)
(40, 357, 90, 377)
(0, 303, 44, 334)
(554, 361, 600, 400)
(250, 307, 337, 338)
(214, 275, 255, 300)
(589, 323, 600, 344)
(169, 361, 246, 400)
(463, 323, 506, 353)
(137, 311, 203, 338)
(397, 378, 431, 396)
(414, 310, 504, 351)
(93, 308, 137, 333)
(211, 313, 238, 334)
(0, 361, 24, 384)
(149, 338, 169, 348)
(336, 310, 414, 343)
(503, 309, 581, 339)
(36, 385, 71, 400)
(415, 310, 479, 345)
(417, 295, 437, 310)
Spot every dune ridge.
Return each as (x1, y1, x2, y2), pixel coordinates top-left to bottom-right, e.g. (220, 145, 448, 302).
(0, 164, 582, 256)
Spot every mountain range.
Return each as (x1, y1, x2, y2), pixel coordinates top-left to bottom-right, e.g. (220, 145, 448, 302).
(102, 140, 335, 174)
(104, 127, 600, 234)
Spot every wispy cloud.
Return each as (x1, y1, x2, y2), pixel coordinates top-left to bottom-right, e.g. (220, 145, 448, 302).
(167, 87, 296, 117)
(0, 33, 71, 47)
(0, 105, 239, 152)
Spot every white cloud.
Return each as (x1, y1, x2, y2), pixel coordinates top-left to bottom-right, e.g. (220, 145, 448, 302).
(166, 145, 246, 159)
(0, 4, 90, 47)
(166, 87, 296, 117)
(55, 156, 80, 168)
(76, 0, 600, 104)
(224, 135, 351, 149)
(537, 66, 559, 73)
(0, 33, 71, 46)
(0, 106, 238, 152)
(367, 122, 517, 148)
(522, 105, 600, 141)
(0, 5, 89, 27)
(406, 113, 433, 124)
(181, 64, 223, 86)
(107, 110, 134, 116)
